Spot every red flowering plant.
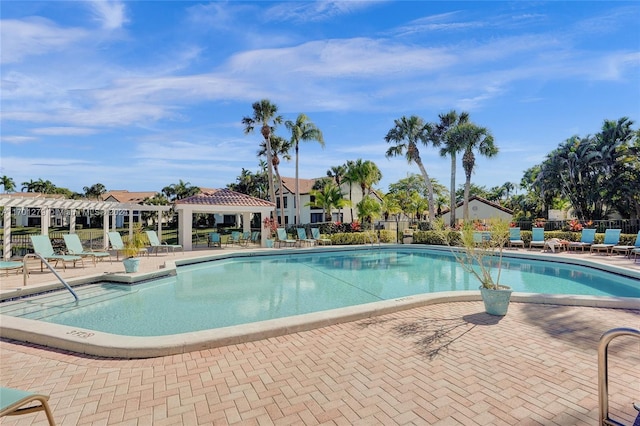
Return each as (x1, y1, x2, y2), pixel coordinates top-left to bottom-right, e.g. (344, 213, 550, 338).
(567, 219, 583, 232)
(350, 221, 361, 232)
(262, 217, 277, 238)
(534, 218, 546, 228)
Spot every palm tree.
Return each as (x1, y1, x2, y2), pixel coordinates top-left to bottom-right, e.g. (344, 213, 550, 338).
(430, 110, 469, 226)
(162, 180, 199, 202)
(306, 183, 350, 222)
(258, 135, 292, 225)
(450, 123, 498, 220)
(384, 115, 436, 221)
(285, 113, 324, 225)
(349, 159, 382, 198)
(83, 183, 107, 200)
(242, 99, 283, 218)
(327, 165, 347, 221)
(356, 197, 382, 229)
(1, 176, 16, 193)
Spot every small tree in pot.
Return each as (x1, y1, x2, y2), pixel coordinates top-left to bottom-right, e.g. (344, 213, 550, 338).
(122, 224, 147, 273)
(436, 217, 513, 315)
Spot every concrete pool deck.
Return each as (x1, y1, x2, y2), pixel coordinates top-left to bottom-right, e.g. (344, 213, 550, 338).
(1, 245, 639, 424)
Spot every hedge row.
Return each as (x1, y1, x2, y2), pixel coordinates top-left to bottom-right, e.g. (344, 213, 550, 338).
(413, 230, 639, 246)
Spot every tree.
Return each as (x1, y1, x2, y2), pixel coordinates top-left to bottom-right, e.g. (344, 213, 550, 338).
(285, 113, 324, 225)
(448, 122, 498, 220)
(430, 110, 469, 226)
(228, 166, 268, 199)
(83, 183, 106, 200)
(306, 183, 350, 222)
(1, 176, 16, 193)
(258, 135, 292, 225)
(349, 159, 382, 199)
(242, 99, 283, 219)
(356, 196, 382, 229)
(162, 180, 199, 202)
(384, 115, 436, 221)
(327, 165, 347, 221)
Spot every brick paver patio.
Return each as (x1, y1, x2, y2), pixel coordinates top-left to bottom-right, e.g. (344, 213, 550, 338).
(1, 301, 639, 425)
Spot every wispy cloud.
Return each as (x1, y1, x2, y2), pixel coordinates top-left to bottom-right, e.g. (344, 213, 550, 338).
(265, 0, 380, 23)
(87, 0, 128, 30)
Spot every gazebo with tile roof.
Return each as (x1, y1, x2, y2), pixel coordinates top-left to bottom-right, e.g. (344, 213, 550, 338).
(175, 189, 275, 250)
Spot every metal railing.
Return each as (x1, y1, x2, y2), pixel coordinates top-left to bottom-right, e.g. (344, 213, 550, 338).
(598, 327, 640, 425)
(23, 253, 79, 302)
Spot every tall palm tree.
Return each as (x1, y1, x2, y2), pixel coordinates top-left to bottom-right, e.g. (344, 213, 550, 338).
(450, 122, 498, 220)
(343, 161, 357, 222)
(258, 135, 292, 225)
(327, 165, 347, 221)
(384, 115, 436, 221)
(242, 99, 282, 217)
(349, 159, 382, 198)
(430, 110, 469, 226)
(285, 113, 324, 225)
(1, 175, 16, 193)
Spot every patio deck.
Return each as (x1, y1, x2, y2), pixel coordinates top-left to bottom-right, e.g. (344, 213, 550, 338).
(1, 245, 639, 425)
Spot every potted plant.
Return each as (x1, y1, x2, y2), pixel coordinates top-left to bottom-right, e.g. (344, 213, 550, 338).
(262, 217, 277, 248)
(122, 224, 146, 273)
(436, 217, 513, 315)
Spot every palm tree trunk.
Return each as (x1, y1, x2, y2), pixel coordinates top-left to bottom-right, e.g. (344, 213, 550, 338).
(273, 164, 286, 226)
(262, 129, 277, 219)
(415, 159, 436, 222)
(295, 142, 300, 225)
(450, 154, 456, 226)
(464, 174, 471, 220)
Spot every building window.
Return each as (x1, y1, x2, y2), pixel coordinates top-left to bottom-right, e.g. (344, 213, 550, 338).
(310, 213, 324, 223)
(277, 197, 288, 209)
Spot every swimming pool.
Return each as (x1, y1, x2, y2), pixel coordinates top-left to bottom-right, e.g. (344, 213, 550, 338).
(2, 247, 639, 339)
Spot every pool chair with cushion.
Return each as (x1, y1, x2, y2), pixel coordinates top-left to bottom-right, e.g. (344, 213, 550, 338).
(276, 228, 297, 248)
(508, 227, 525, 249)
(611, 231, 640, 258)
(529, 227, 546, 250)
(145, 230, 183, 255)
(0, 261, 24, 276)
(311, 228, 332, 245)
(30, 235, 83, 271)
(0, 386, 55, 425)
(568, 228, 596, 252)
(208, 232, 221, 247)
(296, 228, 315, 247)
(590, 229, 621, 255)
(226, 231, 243, 247)
(108, 231, 148, 260)
(63, 234, 111, 265)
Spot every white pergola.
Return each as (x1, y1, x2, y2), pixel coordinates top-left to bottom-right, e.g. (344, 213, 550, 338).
(174, 189, 276, 250)
(0, 196, 171, 260)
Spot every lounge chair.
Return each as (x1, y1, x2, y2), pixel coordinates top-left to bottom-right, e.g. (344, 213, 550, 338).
(611, 231, 640, 257)
(508, 228, 525, 249)
(311, 228, 332, 245)
(568, 228, 596, 252)
(208, 232, 221, 247)
(30, 235, 83, 270)
(250, 231, 261, 245)
(529, 227, 546, 250)
(240, 231, 252, 247)
(227, 231, 243, 247)
(145, 230, 183, 255)
(63, 234, 111, 265)
(590, 229, 621, 255)
(631, 248, 640, 263)
(276, 228, 296, 247)
(108, 231, 147, 260)
(0, 386, 55, 425)
(296, 228, 315, 247)
(0, 261, 24, 276)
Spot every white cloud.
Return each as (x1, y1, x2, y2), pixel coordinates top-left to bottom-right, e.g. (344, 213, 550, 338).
(87, 0, 128, 30)
(31, 127, 98, 136)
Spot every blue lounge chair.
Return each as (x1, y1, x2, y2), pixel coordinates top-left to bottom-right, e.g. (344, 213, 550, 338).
(590, 229, 621, 255)
(145, 230, 182, 255)
(63, 234, 111, 265)
(508, 228, 525, 249)
(227, 231, 243, 247)
(568, 228, 596, 252)
(208, 232, 221, 247)
(0, 386, 55, 425)
(529, 227, 545, 250)
(276, 228, 296, 248)
(296, 228, 315, 247)
(30, 235, 83, 270)
(611, 231, 640, 258)
(108, 231, 147, 260)
(311, 228, 331, 245)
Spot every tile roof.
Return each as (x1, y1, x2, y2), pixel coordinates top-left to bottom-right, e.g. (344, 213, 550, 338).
(176, 188, 275, 207)
(103, 190, 158, 203)
(279, 177, 322, 195)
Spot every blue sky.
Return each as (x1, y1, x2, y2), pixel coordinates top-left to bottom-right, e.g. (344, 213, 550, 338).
(1, 1, 639, 196)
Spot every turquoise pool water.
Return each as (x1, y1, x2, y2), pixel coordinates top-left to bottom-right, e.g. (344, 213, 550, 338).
(2, 248, 639, 336)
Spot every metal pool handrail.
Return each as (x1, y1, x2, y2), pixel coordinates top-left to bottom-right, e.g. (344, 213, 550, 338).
(598, 327, 640, 425)
(23, 253, 79, 302)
